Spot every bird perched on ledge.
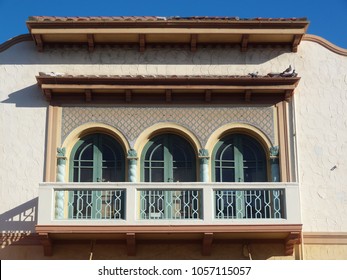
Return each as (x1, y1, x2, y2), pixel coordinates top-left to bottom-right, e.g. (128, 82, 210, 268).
(267, 65, 298, 77)
(248, 71, 258, 77)
(280, 65, 297, 77)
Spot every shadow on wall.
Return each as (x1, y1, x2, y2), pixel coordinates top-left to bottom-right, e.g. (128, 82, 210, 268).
(0, 41, 292, 66)
(1, 84, 47, 108)
(0, 197, 38, 233)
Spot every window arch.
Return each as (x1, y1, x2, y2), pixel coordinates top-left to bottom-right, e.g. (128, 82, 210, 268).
(70, 133, 125, 182)
(68, 133, 126, 219)
(213, 133, 267, 182)
(141, 133, 196, 182)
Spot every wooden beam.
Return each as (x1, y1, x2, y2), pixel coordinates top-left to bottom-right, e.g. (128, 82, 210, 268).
(241, 34, 249, 52)
(139, 34, 146, 52)
(191, 34, 197, 52)
(85, 89, 92, 102)
(87, 34, 95, 52)
(284, 89, 294, 101)
(205, 89, 212, 102)
(245, 89, 252, 102)
(126, 233, 136, 256)
(43, 89, 52, 101)
(125, 89, 132, 102)
(39, 233, 53, 256)
(89, 240, 95, 260)
(33, 34, 44, 52)
(166, 89, 172, 102)
(285, 232, 301, 256)
(202, 233, 214, 256)
(31, 28, 307, 35)
(41, 84, 297, 91)
(292, 35, 302, 52)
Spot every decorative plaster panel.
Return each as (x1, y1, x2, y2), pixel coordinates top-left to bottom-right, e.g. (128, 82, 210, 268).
(61, 106, 274, 146)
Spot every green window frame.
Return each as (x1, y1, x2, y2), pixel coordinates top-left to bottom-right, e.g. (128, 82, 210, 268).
(212, 133, 267, 183)
(141, 133, 197, 182)
(69, 133, 125, 183)
(68, 133, 125, 219)
(212, 133, 268, 219)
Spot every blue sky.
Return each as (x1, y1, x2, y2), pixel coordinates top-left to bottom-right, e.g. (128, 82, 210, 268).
(0, 0, 346, 48)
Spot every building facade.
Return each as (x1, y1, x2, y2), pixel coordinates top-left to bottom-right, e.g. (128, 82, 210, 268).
(0, 16, 347, 260)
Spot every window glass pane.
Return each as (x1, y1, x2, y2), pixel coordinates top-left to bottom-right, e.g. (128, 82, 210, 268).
(218, 161, 234, 167)
(101, 142, 119, 182)
(172, 144, 187, 162)
(79, 144, 93, 161)
(71, 134, 125, 183)
(215, 168, 221, 182)
(173, 160, 194, 182)
(214, 134, 267, 183)
(150, 168, 164, 182)
(73, 168, 79, 182)
(80, 161, 93, 167)
(172, 138, 195, 182)
(144, 168, 150, 182)
(79, 168, 93, 182)
(244, 164, 266, 182)
(221, 168, 235, 182)
(102, 145, 116, 161)
(150, 161, 164, 167)
(102, 167, 116, 182)
(221, 145, 234, 160)
(143, 134, 196, 182)
(150, 144, 164, 161)
(242, 138, 266, 182)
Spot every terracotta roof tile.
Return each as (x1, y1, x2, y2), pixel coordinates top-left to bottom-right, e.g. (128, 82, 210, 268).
(28, 16, 307, 23)
(37, 72, 299, 80)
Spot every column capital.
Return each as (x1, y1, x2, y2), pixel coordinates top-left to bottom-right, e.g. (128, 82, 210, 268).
(198, 148, 209, 159)
(270, 146, 279, 158)
(127, 148, 138, 160)
(57, 147, 67, 160)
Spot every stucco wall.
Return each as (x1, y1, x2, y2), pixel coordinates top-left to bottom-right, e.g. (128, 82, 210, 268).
(294, 42, 347, 232)
(1, 40, 347, 255)
(305, 245, 347, 260)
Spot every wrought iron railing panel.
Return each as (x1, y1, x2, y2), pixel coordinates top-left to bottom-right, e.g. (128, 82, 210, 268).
(40, 183, 300, 225)
(55, 189, 125, 220)
(139, 189, 202, 220)
(215, 189, 285, 219)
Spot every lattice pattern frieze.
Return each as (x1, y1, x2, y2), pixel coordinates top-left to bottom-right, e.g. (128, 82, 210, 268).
(62, 106, 274, 146)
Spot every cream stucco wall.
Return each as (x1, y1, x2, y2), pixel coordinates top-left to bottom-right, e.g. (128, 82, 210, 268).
(294, 42, 347, 232)
(1, 39, 347, 258)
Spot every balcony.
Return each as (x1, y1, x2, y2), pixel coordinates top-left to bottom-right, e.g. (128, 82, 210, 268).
(36, 182, 302, 256)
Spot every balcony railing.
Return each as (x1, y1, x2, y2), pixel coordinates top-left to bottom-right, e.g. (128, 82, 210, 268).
(37, 182, 301, 226)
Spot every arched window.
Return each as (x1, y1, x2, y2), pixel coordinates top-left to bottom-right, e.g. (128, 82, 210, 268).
(70, 133, 125, 182)
(141, 133, 196, 182)
(68, 133, 125, 219)
(213, 133, 268, 219)
(213, 133, 267, 182)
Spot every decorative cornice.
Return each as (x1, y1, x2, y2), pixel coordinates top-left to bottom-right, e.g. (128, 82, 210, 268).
(35, 224, 303, 236)
(303, 232, 347, 244)
(0, 34, 33, 53)
(303, 34, 347, 56)
(36, 73, 301, 104)
(26, 16, 309, 52)
(36, 73, 301, 86)
(2, 32, 346, 57)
